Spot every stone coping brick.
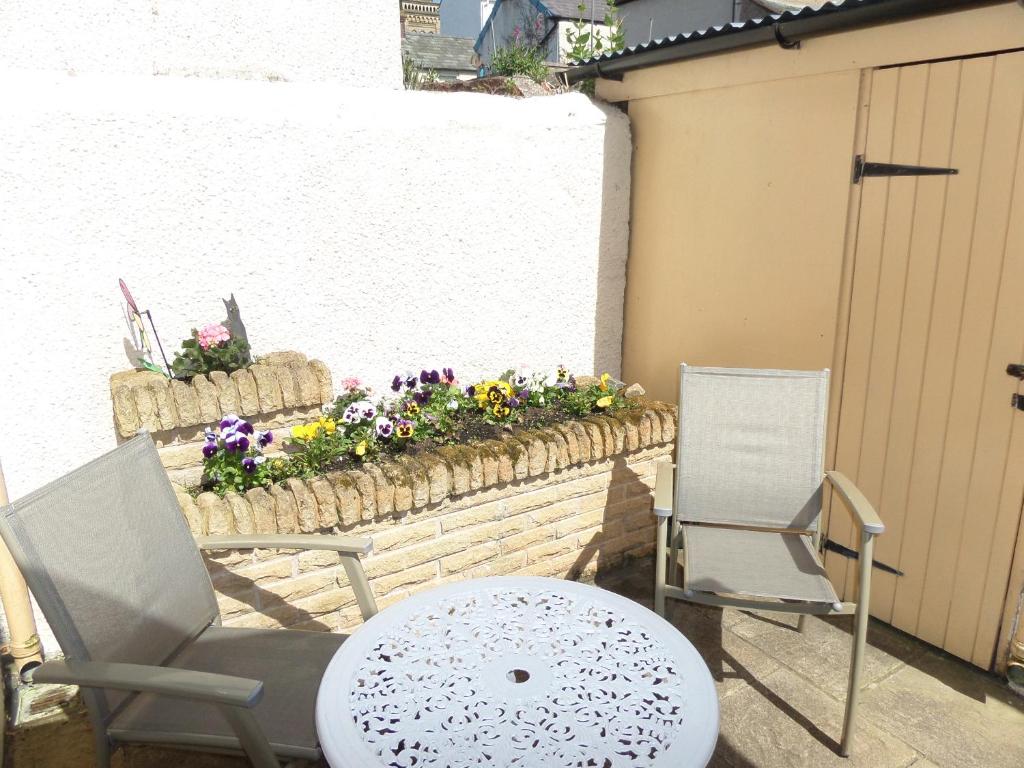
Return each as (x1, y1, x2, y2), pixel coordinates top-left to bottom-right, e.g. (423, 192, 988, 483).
(110, 351, 332, 438)
(176, 402, 676, 538)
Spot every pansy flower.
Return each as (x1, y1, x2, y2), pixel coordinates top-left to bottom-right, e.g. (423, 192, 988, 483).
(375, 417, 394, 439)
(342, 403, 362, 424)
(405, 401, 421, 416)
(414, 390, 431, 405)
(202, 442, 218, 459)
(492, 402, 511, 418)
(596, 395, 614, 409)
(391, 375, 403, 392)
(396, 420, 414, 438)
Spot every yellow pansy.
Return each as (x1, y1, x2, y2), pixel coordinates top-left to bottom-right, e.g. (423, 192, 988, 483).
(354, 440, 367, 457)
(599, 373, 611, 392)
(596, 395, 614, 409)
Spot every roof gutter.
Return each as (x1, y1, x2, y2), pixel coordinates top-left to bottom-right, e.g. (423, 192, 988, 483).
(565, 0, 997, 84)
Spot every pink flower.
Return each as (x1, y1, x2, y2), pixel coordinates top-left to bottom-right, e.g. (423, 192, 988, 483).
(339, 377, 363, 393)
(197, 323, 230, 350)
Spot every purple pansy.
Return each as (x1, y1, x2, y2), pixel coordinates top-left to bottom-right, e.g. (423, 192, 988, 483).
(202, 442, 218, 459)
(391, 375, 402, 392)
(509, 397, 521, 408)
(375, 417, 394, 439)
(414, 390, 431, 405)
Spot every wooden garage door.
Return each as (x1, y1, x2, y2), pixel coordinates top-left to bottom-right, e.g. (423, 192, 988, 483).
(825, 51, 1024, 668)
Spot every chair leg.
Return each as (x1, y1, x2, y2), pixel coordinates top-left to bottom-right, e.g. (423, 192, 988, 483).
(840, 531, 875, 757)
(93, 732, 113, 768)
(797, 614, 808, 633)
(655, 515, 668, 617)
(668, 518, 681, 587)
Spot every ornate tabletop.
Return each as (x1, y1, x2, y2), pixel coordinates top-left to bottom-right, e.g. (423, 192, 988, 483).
(316, 576, 719, 768)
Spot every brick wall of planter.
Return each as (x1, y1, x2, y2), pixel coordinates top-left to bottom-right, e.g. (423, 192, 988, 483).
(178, 403, 676, 634)
(109, 351, 333, 486)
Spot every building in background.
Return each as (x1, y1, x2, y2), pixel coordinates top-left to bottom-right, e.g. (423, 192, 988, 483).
(401, 0, 441, 35)
(402, 32, 480, 80)
(617, 0, 770, 48)
(475, 0, 615, 70)
(440, 0, 494, 38)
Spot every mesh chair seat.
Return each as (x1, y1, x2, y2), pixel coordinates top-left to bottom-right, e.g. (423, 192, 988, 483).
(109, 626, 347, 760)
(682, 525, 839, 604)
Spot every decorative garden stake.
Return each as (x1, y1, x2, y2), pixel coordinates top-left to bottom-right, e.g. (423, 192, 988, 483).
(118, 278, 172, 377)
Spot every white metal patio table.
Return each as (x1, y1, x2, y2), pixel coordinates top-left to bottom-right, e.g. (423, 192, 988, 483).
(316, 575, 719, 768)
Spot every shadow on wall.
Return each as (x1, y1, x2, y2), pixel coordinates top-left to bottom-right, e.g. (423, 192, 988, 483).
(592, 102, 632, 379)
(567, 455, 645, 580)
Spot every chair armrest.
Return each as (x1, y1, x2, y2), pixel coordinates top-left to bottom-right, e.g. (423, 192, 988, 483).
(30, 660, 263, 708)
(653, 462, 675, 518)
(196, 534, 372, 556)
(826, 471, 884, 536)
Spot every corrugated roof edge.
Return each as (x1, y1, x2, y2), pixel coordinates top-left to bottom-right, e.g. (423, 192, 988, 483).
(565, 0, 997, 84)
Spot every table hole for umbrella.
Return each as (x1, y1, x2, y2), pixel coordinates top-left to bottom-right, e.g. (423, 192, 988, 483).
(507, 668, 530, 683)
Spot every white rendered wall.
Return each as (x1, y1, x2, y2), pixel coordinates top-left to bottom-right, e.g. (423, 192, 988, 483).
(0, 0, 401, 88)
(0, 74, 631, 503)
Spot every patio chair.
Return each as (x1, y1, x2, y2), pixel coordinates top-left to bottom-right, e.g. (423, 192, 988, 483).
(0, 433, 378, 768)
(652, 365, 884, 757)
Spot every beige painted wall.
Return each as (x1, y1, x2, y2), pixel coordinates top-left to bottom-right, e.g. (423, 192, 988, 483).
(621, 70, 861, 403)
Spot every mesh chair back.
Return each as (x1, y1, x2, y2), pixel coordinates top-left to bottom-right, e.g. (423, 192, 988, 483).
(0, 434, 218, 725)
(676, 365, 828, 531)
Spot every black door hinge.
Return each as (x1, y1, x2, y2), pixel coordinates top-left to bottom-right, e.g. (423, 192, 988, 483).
(823, 539, 904, 576)
(853, 155, 959, 184)
(1013, 394, 1024, 412)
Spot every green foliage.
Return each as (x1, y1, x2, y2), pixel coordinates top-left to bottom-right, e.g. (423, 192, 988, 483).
(490, 41, 549, 83)
(403, 52, 439, 90)
(171, 330, 251, 380)
(565, 0, 625, 95)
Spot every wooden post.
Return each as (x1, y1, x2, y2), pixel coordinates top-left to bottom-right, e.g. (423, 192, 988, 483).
(0, 459, 43, 673)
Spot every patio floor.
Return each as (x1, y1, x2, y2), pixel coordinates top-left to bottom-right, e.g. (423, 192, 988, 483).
(8, 557, 1024, 767)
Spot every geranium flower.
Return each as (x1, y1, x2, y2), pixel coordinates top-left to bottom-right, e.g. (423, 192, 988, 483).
(396, 420, 414, 438)
(197, 323, 231, 351)
(339, 377, 362, 394)
(375, 417, 394, 438)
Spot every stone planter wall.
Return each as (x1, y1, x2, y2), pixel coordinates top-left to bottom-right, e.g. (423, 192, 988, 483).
(175, 402, 677, 634)
(109, 351, 333, 486)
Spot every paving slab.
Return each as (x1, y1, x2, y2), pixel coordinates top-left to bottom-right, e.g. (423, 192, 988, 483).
(715, 665, 919, 768)
(729, 612, 925, 700)
(859, 648, 1024, 768)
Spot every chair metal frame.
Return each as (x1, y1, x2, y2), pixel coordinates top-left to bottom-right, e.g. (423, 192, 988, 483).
(652, 365, 884, 757)
(2, 435, 379, 768)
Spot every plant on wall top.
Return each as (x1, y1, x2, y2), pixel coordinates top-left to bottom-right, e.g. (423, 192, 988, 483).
(491, 17, 550, 83)
(171, 322, 252, 379)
